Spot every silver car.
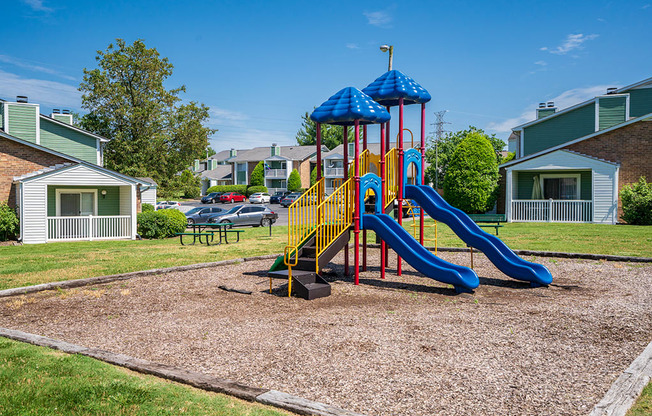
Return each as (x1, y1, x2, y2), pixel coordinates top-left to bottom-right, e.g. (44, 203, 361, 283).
(206, 204, 278, 227)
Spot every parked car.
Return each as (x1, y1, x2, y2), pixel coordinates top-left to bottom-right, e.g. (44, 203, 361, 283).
(185, 206, 225, 224)
(206, 205, 278, 227)
(201, 192, 222, 204)
(220, 192, 247, 204)
(280, 193, 302, 207)
(156, 201, 181, 210)
(270, 191, 291, 204)
(249, 192, 271, 204)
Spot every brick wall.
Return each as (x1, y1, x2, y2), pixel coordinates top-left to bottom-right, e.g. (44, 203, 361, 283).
(298, 159, 312, 188)
(564, 120, 652, 221)
(0, 137, 71, 208)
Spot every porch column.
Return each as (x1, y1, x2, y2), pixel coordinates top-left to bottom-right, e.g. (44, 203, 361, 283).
(131, 184, 137, 240)
(505, 169, 513, 222)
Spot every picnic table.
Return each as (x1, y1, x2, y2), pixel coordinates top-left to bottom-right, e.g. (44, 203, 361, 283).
(175, 222, 243, 245)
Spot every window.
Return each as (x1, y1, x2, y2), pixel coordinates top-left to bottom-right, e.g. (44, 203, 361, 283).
(541, 174, 580, 200)
(250, 206, 265, 212)
(56, 189, 97, 216)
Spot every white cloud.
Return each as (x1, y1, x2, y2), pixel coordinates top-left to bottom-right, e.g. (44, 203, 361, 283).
(209, 127, 295, 153)
(541, 33, 599, 55)
(209, 107, 249, 123)
(363, 10, 392, 27)
(0, 54, 76, 81)
(0, 69, 80, 109)
(642, 4, 651, 9)
(534, 60, 547, 66)
(346, 43, 360, 49)
(486, 84, 613, 134)
(22, 0, 52, 12)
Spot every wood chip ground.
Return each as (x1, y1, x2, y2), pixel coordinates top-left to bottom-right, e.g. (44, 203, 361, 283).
(1, 250, 650, 416)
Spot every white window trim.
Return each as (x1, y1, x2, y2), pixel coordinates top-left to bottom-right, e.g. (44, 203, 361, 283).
(55, 188, 98, 216)
(539, 173, 582, 200)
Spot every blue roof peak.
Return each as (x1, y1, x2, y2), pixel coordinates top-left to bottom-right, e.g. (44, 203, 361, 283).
(362, 70, 431, 107)
(310, 87, 391, 126)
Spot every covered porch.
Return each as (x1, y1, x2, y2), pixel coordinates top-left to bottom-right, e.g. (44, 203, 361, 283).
(503, 150, 619, 224)
(15, 164, 140, 244)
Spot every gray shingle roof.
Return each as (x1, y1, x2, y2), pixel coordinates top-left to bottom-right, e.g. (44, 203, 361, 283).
(229, 145, 328, 162)
(201, 165, 232, 180)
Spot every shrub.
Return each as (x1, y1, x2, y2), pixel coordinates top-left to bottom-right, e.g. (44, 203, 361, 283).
(0, 203, 19, 241)
(310, 166, 323, 186)
(620, 177, 652, 225)
(206, 185, 248, 195)
(141, 203, 155, 212)
(249, 161, 264, 187)
(245, 185, 268, 196)
(287, 169, 301, 192)
(137, 209, 186, 239)
(443, 132, 500, 213)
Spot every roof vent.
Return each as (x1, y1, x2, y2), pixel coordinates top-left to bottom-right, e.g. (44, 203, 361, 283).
(538, 102, 546, 108)
(606, 87, 618, 94)
(16, 96, 28, 103)
(62, 109, 70, 114)
(52, 109, 61, 114)
(547, 101, 555, 108)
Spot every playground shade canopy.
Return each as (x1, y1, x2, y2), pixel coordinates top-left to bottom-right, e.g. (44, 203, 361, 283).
(310, 87, 391, 126)
(362, 70, 432, 107)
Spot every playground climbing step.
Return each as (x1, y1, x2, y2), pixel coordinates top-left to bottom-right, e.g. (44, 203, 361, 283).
(267, 269, 331, 300)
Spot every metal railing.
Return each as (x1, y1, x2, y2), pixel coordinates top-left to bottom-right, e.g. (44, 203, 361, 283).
(384, 148, 398, 210)
(287, 178, 324, 249)
(315, 177, 354, 273)
(511, 200, 593, 222)
(47, 215, 131, 241)
(265, 168, 287, 178)
(325, 167, 344, 177)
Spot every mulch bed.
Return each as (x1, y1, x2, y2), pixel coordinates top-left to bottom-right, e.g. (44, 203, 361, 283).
(1, 249, 651, 416)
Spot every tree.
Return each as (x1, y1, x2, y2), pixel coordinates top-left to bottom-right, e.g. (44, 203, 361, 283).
(425, 126, 505, 188)
(443, 132, 500, 213)
(287, 169, 302, 192)
(620, 177, 652, 225)
(206, 146, 217, 157)
(310, 165, 323, 186)
(79, 39, 216, 192)
(296, 111, 353, 150)
(250, 161, 265, 186)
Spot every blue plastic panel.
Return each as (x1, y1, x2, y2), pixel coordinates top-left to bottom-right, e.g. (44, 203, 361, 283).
(362, 70, 431, 107)
(310, 87, 391, 126)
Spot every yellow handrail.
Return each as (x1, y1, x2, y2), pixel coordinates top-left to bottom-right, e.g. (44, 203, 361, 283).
(347, 148, 371, 177)
(315, 177, 354, 273)
(283, 245, 299, 297)
(288, 178, 324, 250)
(384, 148, 398, 210)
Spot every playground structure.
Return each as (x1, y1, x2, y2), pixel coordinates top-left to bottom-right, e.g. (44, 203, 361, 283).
(269, 70, 553, 299)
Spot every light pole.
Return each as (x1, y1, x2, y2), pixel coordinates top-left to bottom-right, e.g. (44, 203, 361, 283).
(379, 44, 393, 71)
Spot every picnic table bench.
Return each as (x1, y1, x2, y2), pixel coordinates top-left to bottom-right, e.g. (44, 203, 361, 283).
(467, 214, 506, 235)
(175, 223, 242, 245)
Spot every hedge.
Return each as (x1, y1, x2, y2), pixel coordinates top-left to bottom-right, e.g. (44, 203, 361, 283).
(206, 185, 268, 197)
(620, 176, 652, 225)
(0, 203, 19, 242)
(137, 209, 186, 239)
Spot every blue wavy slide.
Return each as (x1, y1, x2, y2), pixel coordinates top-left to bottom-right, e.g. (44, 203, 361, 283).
(405, 185, 553, 286)
(362, 214, 479, 291)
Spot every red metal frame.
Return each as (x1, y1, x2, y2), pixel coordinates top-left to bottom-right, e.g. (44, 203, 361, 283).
(420, 103, 425, 245)
(380, 121, 386, 279)
(354, 120, 360, 285)
(397, 97, 404, 276)
(343, 125, 349, 276)
(362, 125, 367, 272)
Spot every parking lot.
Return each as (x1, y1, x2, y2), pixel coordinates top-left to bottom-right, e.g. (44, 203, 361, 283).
(179, 199, 290, 226)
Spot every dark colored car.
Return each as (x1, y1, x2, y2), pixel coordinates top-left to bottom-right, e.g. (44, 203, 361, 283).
(206, 205, 278, 227)
(220, 192, 247, 204)
(185, 206, 225, 224)
(280, 193, 302, 208)
(201, 192, 222, 204)
(270, 191, 291, 204)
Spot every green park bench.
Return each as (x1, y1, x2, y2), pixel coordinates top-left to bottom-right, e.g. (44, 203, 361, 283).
(467, 214, 506, 235)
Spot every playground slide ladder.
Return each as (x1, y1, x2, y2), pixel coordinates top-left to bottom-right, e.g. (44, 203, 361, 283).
(315, 177, 354, 273)
(287, 178, 324, 249)
(384, 148, 398, 210)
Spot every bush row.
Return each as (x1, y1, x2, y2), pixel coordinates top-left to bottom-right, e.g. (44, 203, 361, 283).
(620, 177, 652, 225)
(206, 185, 268, 197)
(0, 203, 19, 242)
(137, 209, 186, 239)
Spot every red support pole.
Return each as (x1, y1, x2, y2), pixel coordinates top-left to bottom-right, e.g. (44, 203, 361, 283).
(354, 121, 360, 285)
(343, 125, 349, 276)
(380, 122, 386, 279)
(362, 125, 367, 272)
(316, 123, 322, 183)
(385, 109, 390, 266)
(420, 104, 425, 246)
(397, 97, 404, 276)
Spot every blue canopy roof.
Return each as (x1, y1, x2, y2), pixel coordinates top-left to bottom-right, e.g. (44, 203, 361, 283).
(310, 87, 391, 126)
(362, 70, 431, 107)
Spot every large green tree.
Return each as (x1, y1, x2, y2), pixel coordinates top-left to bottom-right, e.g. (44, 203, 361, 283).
(442, 132, 500, 213)
(295, 111, 353, 150)
(249, 161, 265, 187)
(79, 39, 215, 191)
(425, 126, 505, 188)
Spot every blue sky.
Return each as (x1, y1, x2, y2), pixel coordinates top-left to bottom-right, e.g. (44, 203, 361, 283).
(1, 0, 651, 152)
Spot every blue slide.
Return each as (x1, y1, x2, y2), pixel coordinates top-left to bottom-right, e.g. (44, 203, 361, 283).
(405, 185, 553, 286)
(362, 214, 479, 291)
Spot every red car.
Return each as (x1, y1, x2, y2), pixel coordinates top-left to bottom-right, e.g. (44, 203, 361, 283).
(220, 192, 247, 203)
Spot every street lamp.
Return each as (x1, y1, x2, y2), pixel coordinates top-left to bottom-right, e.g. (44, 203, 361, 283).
(379, 44, 393, 71)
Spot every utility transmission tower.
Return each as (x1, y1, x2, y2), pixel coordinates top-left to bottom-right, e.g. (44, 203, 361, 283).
(431, 110, 450, 189)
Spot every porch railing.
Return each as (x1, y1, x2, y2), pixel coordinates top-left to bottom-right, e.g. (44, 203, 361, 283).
(265, 169, 287, 178)
(47, 215, 132, 241)
(325, 167, 344, 177)
(511, 200, 592, 223)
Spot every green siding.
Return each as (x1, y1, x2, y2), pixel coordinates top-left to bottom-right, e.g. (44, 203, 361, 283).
(7, 103, 38, 143)
(628, 88, 652, 117)
(523, 104, 595, 156)
(598, 96, 626, 130)
(537, 108, 556, 119)
(47, 186, 120, 216)
(515, 171, 591, 199)
(52, 114, 73, 124)
(40, 118, 98, 164)
(0, 103, 4, 129)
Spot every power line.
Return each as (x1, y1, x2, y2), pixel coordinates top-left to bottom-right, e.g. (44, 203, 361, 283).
(430, 110, 450, 189)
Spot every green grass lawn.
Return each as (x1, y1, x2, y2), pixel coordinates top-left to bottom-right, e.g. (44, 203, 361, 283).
(0, 337, 292, 416)
(627, 381, 652, 416)
(0, 222, 650, 291)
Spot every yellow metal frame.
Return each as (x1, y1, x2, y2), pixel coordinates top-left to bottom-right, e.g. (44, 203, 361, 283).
(405, 202, 438, 254)
(315, 177, 354, 273)
(283, 245, 299, 297)
(384, 148, 398, 210)
(287, 178, 324, 250)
